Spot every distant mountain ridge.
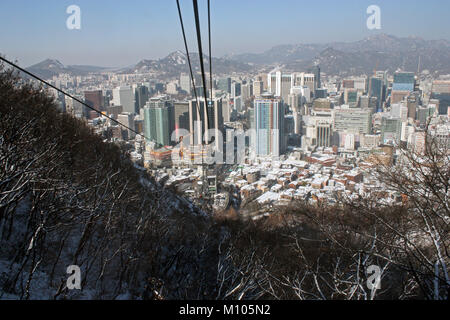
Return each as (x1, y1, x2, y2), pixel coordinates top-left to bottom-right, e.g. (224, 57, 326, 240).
(121, 50, 254, 78)
(26, 59, 109, 79)
(26, 52, 254, 80)
(24, 34, 450, 79)
(227, 34, 450, 75)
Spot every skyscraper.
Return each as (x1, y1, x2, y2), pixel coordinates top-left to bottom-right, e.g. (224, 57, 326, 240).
(241, 83, 251, 103)
(135, 85, 149, 111)
(316, 123, 332, 147)
(333, 108, 372, 134)
(253, 80, 263, 98)
(84, 90, 104, 119)
(288, 86, 306, 134)
(180, 73, 192, 95)
(268, 72, 315, 103)
(431, 80, 450, 115)
(113, 86, 135, 114)
(231, 82, 241, 98)
(252, 93, 286, 157)
(308, 65, 321, 91)
(65, 96, 86, 119)
(189, 98, 224, 149)
(381, 117, 402, 144)
(117, 112, 135, 140)
(344, 89, 360, 107)
(393, 72, 416, 92)
(84, 90, 103, 111)
(217, 77, 231, 93)
(222, 98, 231, 123)
(143, 97, 175, 147)
(369, 76, 385, 112)
(173, 101, 190, 141)
(295, 73, 315, 94)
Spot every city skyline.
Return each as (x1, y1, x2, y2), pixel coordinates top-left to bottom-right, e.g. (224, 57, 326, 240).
(1, 0, 450, 304)
(1, 0, 450, 67)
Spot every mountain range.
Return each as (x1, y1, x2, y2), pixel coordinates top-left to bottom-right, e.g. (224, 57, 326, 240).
(26, 59, 109, 79)
(25, 34, 450, 79)
(25, 52, 253, 80)
(227, 34, 450, 75)
(121, 50, 254, 78)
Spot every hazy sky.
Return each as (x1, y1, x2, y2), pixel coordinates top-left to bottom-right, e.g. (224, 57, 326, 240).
(1, 0, 449, 67)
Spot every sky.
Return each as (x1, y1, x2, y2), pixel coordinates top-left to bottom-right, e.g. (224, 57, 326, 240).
(1, 0, 449, 68)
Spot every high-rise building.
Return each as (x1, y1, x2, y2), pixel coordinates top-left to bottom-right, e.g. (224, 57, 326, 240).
(280, 74, 292, 103)
(189, 98, 223, 149)
(231, 82, 241, 98)
(107, 105, 123, 119)
(393, 72, 415, 92)
(143, 97, 175, 147)
(313, 98, 331, 111)
(369, 76, 385, 112)
(343, 77, 366, 92)
(345, 133, 355, 150)
(166, 82, 178, 95)
(268, 71, 315, 103)
(253, 80, 263, 97)
(180, 73, 192, 94)
(173, 101, 190, 140)
(217, 77, 231, 93)
(358, 95, 370, 109)
(113, 86, 135, 114)
(293, 73, 315, 95)
(268, 71, 281, 96)
(135, 85, 150, 111)
(288, 88, 305, 135)
(406, 95, 419, 120)
(308, 65, 321, 91)
(391, 91, 410, 104)
(333, 108, 372, 134)
(344, 89, 360, 107)
(84, 90, 103, 119)
(222, 98, 231, 122)
(288, 87, 306, 110)
(234, 96, 242, 112)
(252, 93, 286, 157)
(241, 83, 251, 103)
(390, 103, 408, 122)
(416, 107, 432, 126)
(431, 80, 450, 115)
(300, 86, 311, 103)
(315, 88, 327, 99)
(155, 82, 165, 93)
(84, 90, 104, 113)
(316, 123, 332, 147)
(65, 96, 86, 119)
(117, 112, 135, 140)
(381, 117, 402, 144)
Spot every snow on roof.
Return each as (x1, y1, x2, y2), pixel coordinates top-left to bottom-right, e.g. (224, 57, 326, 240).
(345, 170, 361, 177)
(257, 192, 279, 204)
(283, 159, 309, 168)
(241, 184, 255, 191)
(312, 177, 327, 185)
(271, 184, 283, 192)
(281, 189, 296, 196)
